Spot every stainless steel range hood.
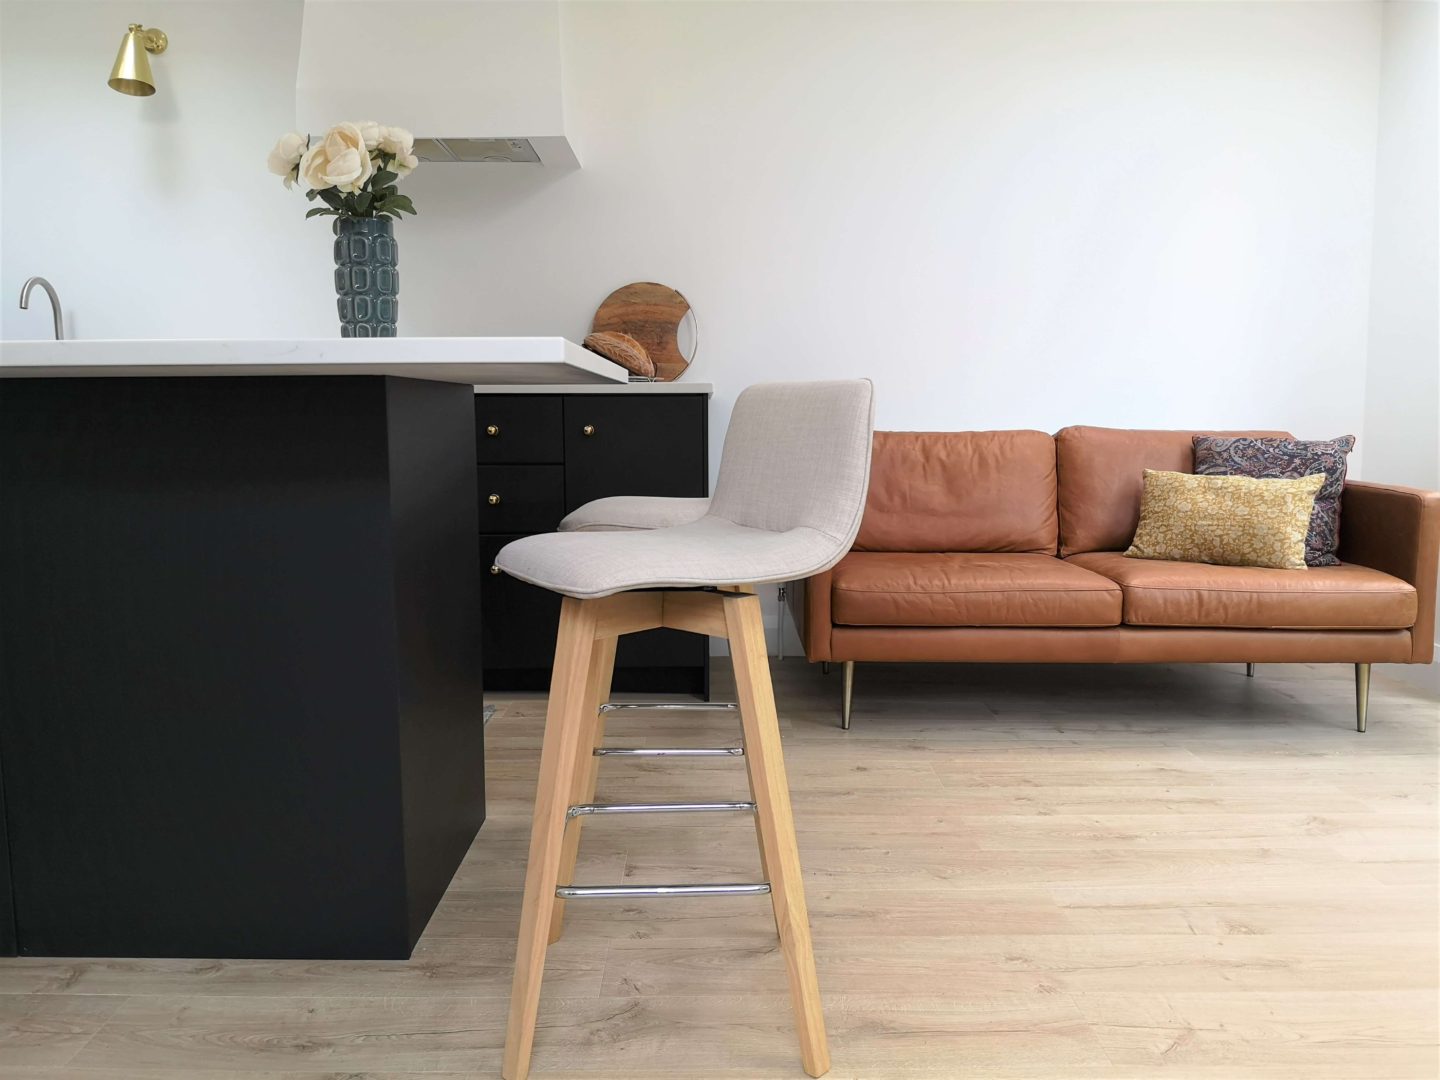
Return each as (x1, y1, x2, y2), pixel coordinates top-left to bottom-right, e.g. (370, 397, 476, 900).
(296, 0, 579, 168)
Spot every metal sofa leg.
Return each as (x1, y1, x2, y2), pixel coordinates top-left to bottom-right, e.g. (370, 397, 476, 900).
(1246, 663, 1255, 678)
(821, 662, 830, 675)
(841, 661, 854, 730)
(1355, 663, 1371, 733)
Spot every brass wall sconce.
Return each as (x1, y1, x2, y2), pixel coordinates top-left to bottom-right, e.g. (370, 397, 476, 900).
(108, 23, 168, 97)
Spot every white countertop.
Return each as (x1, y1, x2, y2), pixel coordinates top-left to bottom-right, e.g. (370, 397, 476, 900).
(0, 337, 627, 386)
(479, 381, 712, 395)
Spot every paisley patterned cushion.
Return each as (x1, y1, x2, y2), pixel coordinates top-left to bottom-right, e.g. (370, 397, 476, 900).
(1125, 470, 1325, 570)
(1192, 435, 1355, 566)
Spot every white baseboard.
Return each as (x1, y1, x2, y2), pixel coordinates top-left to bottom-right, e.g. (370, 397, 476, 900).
(1377, 654, 1440, 696)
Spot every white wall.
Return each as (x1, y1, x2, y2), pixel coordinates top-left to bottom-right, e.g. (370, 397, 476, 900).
(1, 1, 1418, 652)
(1364, 0, 1440, 687)
(1, 1, 326, 342)
(1365, 0, 1439, 492)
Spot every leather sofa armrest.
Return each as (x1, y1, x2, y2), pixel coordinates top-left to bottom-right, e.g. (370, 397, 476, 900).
(791, 569, 835, 662)
(1338, 481, 1440, 663)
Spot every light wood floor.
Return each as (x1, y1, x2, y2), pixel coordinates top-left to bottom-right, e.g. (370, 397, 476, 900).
(2, 660, 1437, 1079)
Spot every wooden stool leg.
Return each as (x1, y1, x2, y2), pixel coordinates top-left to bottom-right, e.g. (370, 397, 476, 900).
(724, 593, 831, 1078)
(548, 635, 617, 944)
(742, 726, 778, 936)
(716, 586, 777, 933)
(502, 597, 600, 1080)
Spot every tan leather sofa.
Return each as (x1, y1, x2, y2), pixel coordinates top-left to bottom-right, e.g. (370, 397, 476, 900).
(792, 427, 1440, 730)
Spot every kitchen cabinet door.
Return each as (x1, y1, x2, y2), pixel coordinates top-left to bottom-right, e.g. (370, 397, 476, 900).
(476, 465, 565, 534)
(480, 534, 563, 683)
(562, 396, 708, 512)
(475, 395, 563, 464)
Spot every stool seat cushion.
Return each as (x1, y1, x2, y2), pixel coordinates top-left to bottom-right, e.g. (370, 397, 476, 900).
(497, 518, 840, 599)
(559, 496, 711, 533)
(499, 379, 875, 599)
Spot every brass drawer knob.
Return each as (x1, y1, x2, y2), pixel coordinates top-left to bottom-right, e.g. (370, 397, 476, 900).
(489, 564, 502, 575)
(487, 493, 501, 506)
(485, 424, 499, 437)
(582, 424, 596, 436)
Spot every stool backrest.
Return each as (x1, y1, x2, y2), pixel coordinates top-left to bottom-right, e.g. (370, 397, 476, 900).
(709, 379, 875, 554)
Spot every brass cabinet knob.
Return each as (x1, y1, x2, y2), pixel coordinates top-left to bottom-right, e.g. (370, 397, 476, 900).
(485, 424, 499, 437)
(582, 424, 596, 436)
(487, 494, 501, 506)
(489, 564, 502, 575)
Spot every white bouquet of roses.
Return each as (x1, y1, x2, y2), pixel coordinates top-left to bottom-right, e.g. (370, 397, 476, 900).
(267, 122, 419, 221)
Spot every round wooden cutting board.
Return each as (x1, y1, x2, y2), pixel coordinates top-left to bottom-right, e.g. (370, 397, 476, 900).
(590, 282, 695, 381)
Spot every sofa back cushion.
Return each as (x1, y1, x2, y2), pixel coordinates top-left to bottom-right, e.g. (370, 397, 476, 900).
(856, 430, 1058, 553)
(1055, 426, 1291, 557)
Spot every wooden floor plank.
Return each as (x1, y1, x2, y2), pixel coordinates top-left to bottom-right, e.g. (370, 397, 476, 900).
(1054, 883, 1439, 936)
(1, 658, 1435, 1078)
(0, 937, 607, 1000)
(598, 932, 1439, 997)
(1076, 989, 1439, 1071)
(0, 995, 122, 1069)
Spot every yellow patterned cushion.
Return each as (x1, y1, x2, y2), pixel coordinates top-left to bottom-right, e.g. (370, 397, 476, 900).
(1124, 470, 1325, 570)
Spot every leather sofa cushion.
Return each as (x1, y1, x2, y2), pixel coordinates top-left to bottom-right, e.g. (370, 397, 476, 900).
(856, 430, 1058, 553)
(1068, 551, 1418, 629)
(832, 552, 1122, 627)
(1055, 426, 1291, 557)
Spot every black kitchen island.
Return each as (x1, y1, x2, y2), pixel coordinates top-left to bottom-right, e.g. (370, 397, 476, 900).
(0, 338, 627, 960)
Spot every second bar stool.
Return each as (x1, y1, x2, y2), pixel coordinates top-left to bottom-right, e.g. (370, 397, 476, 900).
(493, 379, 874, 1080)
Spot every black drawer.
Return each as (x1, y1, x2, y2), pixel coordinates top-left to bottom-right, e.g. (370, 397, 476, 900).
(482, 535, 564, 672)
(477, 465, 564, 534)
(475, 395, 563, 464)
(563, 396, 707, 512)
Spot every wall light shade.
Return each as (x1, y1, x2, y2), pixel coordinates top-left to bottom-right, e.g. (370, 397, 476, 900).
(108, 23, 168, 97)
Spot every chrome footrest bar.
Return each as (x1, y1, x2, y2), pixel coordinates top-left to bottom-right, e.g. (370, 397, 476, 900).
(594, 746, 744, 757)
(566, 801, 756, 819)
(556, 882, 771, 899)
(599, 702, 739, 713)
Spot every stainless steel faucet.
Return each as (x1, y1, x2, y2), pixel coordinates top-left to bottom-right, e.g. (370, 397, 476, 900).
(19, 276, 64, 340)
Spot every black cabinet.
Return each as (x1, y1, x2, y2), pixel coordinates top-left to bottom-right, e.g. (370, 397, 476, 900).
(0, 376, 485, 959)
(480, 533, 563, 674)
(476, 391, 710, 695)
(476, 396, 563, 463)
(477, 465, 565, 533)
(562, 397, 709, 511)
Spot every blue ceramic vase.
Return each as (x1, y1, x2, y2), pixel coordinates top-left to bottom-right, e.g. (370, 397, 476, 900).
(333, 217, 398, 337)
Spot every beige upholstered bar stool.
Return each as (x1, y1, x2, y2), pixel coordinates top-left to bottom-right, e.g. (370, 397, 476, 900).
(494, 380, 874, 1080)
